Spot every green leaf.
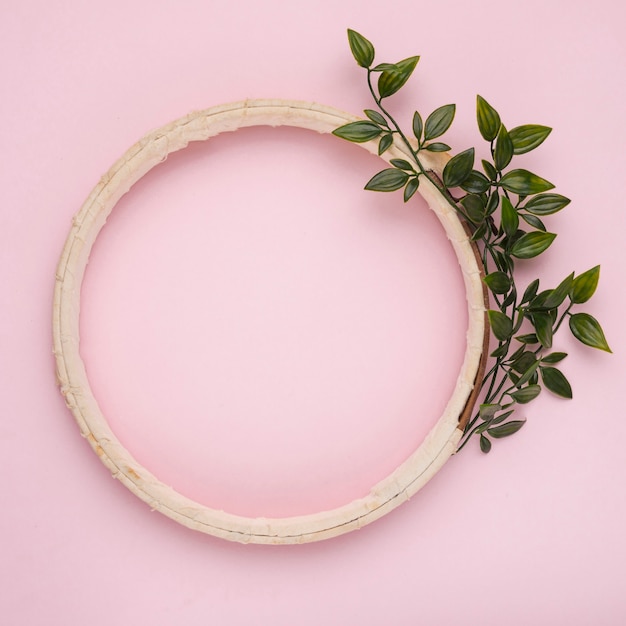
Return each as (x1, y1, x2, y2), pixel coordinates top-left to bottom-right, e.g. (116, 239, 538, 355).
(460, 170, 490, 194)
(364, 168, 409, 192)
(509, 124, 552, 155)
(543, 272, 575, 309)
(483, 271, 511, 294)
(488, 309, 513, 341)
(510, 231, 556, 259)
(524, 193, 570, 216)
(378, 133, 393, 155)
(475, 424, 490, 436)
(570, 266, 600, 304)
(502, 290, 516, 308)
(494, 124, 514, 171)
(510, 385, 541, 404)
(541, 352, 567, 364)
(518, 310, 534, 331)
(486, 191, 499, 215)
(482, 159, 497, 181)
(521, 213, 546, 231)
(497, 249, 513, 273)
(513, 308, 526, 334)
(513, 308, 526, 333)
(515, 311, 529, 338)
(412, 111, 423, 141)
(488, 419, 526, 438)
(443, 147, 475, 188)
(371, 63, 397, 72)
(569, 313, 612, 352)
(510, 297, 527, 323)
(488, 249, 506, 273)
(470, 221, 488, 242)
(347, 29, 375, 68)
(501, 196, 519, 237)
(511, 350, 536, 374)
(479, 434, 492, 453)
(333, 121, 382, 143)
(479, 403, 502, 420)
(476, 95, 501, 141)
(403, 177, 419, 202)
(378, 56, 420, 98)
(516, 359, 540, 387)
(390, 158, 414, 171)
(364, 109, 387, 126)
(424, 104, 456, 141)
(516, 333, 539, 344)
(424, 142, 451, 152)
(507, 343, 526, 364)
(540, 366, 573, 399)
(491, 409, 515, 425)
(460, 194, 485, 225)
(521, 279, 540, 304)
(531, 311, 553, 349)
(529, 289, 552, 310)
(490, 343, 509, 358)
(500, 169, 555, 195)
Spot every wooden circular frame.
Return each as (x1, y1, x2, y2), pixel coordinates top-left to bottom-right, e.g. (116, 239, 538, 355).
(53, 99, 487, 544)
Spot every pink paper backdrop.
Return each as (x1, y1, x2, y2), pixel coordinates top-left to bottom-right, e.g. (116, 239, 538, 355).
(2, 0, 625, 624)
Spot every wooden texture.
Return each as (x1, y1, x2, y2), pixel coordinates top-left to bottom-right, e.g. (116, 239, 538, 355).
(53, 100, 486, 544)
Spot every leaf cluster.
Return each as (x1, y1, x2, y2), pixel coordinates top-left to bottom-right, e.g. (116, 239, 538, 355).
(334, 30, 456, 195)
(335, 30, 611, 453)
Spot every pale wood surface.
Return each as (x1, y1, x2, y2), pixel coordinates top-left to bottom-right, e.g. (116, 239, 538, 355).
(53, 100, 486, 544)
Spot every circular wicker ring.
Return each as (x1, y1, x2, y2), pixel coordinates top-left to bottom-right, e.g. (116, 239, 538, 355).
(53, 99, 487, 544)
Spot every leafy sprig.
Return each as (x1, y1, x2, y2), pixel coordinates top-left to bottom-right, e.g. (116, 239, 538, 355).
(335, 29, 611, 452)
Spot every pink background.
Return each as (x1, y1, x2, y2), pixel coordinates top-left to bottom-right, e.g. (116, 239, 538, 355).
(2, 0, 625, 623)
